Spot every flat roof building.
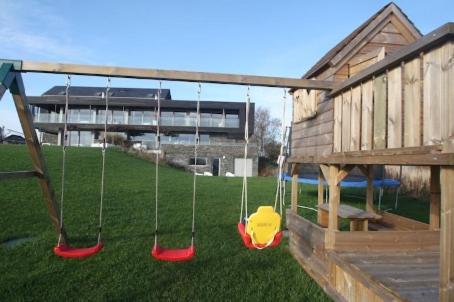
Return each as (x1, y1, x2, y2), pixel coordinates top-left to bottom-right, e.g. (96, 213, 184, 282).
(29, 86, 258, 176)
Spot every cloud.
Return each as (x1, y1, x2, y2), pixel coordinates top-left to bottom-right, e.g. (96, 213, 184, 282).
(0, 1, 91, 61)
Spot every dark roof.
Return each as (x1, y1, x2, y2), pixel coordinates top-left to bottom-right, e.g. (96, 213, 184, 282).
(43, 86, 172, 100)
(302, 2, 421, 79)
(3, 134, 25, 143)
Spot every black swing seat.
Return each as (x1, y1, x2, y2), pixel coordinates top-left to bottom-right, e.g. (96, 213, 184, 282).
(53, 242, 104, 259)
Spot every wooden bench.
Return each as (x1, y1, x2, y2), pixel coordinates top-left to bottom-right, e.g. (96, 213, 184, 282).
(318, 203, 382, 231)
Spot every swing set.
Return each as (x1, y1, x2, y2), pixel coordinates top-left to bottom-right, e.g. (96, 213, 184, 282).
(0, 59, 333, 261)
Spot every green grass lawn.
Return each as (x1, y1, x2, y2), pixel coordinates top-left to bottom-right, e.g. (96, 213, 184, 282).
(0, 145, 330, 302)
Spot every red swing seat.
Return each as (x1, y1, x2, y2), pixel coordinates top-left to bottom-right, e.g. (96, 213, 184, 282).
(237, 222, 282, 250)
(151, 244, 195, 262)
(53, 242, 104, 259)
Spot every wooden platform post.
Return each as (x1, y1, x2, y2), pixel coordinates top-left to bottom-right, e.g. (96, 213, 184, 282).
(430, 166, 441, 230)
(291, 164, 299, 213)
(9, 73, 66, 243)
(366, 165, 375, 213)
(327, 164, 340, 249)
(440, 166, 454, 302)
(317, 166, 326, 225)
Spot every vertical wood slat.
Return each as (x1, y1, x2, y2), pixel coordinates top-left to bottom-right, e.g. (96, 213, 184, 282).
(350, 86, 361, 151)
(333, 95, 342, 152)
(440, 166, 454, 302)
(9, 73, 66, 243)
(387, 67, 402, 148)
(361, 80, 374, 150)
(423, 47, 443, 145)
(341, 90, 351, 152)
(373, 74, 387, 149)
(448, 42, 454, 147)
(403, 57, 422, 147)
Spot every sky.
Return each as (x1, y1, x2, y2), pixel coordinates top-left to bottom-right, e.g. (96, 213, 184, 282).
(0, 0, 452, 133)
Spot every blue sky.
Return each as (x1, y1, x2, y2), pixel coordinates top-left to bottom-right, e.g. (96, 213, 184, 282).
(0, 0, 452, 133)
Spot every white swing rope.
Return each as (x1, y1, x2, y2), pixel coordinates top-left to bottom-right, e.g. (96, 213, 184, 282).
(57, 75, 71, 246)
(274, 89, 287, 217)
(154, 82, 162, 247)
(97, 77, 110, 244)
(239, 86, 250, 224)
(191, 83, 201, 245)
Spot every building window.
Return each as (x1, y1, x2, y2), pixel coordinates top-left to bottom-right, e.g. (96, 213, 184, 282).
(189, 157, 207, 166)
(129, 111, 143, 125)
(112, 110, 124, 124)
(225, 114, 239, 128)
(79, 109, 91, 123)
(160, 111, 173, 126)
(200, 134, 210, 144)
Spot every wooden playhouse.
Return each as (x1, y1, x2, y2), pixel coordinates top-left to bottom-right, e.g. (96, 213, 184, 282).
(287, 3, 454, 302)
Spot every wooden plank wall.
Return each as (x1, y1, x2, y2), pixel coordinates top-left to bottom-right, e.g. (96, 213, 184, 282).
(291, 90, 334, 156)
(332, 41, 453, 153)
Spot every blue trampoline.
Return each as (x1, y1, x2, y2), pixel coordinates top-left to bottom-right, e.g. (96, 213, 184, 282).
(281, 173, 400, 188)
(281, 173, 401, 210)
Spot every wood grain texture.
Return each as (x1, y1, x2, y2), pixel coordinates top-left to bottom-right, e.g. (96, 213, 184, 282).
(373, 74, 387, 149)
(387, 67, 402, 148)
(341, 90, 352, 152)
(440, 166, 454, 302)
(361, 80, 374, 150)
(403, 57, 422, 147)
(350, 86, 361, 151)
(333, 95, 342, 152)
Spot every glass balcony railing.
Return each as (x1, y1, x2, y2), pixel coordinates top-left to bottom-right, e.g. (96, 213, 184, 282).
(33, 107, 240, 129)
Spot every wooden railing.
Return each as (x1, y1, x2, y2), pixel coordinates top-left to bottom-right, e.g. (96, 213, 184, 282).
(331, 23, 453, 153)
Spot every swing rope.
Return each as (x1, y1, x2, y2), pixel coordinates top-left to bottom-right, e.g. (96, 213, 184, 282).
(57, 75, 71, 246)
(191, 83, 201, 245)
(274, 89, 287, 217)
(97, 77, 110, 244)
(239, 86, 250, 224)
(154, 81, 162, 247)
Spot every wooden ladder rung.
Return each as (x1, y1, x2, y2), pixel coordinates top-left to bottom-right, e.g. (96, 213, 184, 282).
(0, 170, 41, 180)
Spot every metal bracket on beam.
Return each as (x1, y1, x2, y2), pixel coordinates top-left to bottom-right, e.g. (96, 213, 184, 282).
(0, 59, 22, 70)
(0, 63, 16, 100)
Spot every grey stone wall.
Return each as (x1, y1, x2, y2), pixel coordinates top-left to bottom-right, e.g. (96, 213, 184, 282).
(162, 136, 258, 176)
(42, 132, 58, 145)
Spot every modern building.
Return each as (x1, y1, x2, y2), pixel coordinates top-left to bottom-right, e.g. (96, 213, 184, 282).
(29, 86, 258, 176)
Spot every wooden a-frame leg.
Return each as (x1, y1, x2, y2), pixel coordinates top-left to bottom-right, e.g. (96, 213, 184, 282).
(9, 73, 66, 243)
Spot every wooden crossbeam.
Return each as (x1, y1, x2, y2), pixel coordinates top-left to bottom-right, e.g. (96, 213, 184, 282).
(5, 60, 336, 90)
(0, 170, 41, 180)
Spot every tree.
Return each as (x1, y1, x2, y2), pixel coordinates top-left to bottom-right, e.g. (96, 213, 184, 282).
(253, 107, 281, 160)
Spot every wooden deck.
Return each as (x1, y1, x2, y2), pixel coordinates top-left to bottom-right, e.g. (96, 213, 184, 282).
(287, 211, 440, 302)
(330, 250, 439, 302)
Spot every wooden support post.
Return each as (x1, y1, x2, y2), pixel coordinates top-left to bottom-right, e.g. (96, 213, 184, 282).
(9, 73, 66, 243)
(327, 164, 340, 249)
(317, 166, 325, 224)
(366, 165, 375, 213)
(291, 164, 299, 213)
(430, 166, 441, 230)
(440, 166, 454, 302)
